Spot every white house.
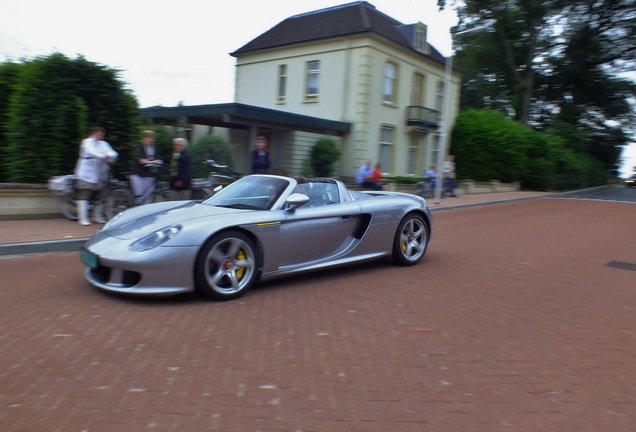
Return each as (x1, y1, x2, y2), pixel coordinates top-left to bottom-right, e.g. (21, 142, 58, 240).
(143, 1, 461, 181)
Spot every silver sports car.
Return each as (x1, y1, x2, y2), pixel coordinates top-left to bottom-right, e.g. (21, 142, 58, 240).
(81, 175, 432, 301)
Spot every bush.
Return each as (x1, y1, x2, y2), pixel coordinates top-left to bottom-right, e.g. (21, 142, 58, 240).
(310, 138, 341, 177)
(189, 134, 236, 179)
(451, 108, 608, 190)
(0, 54, 140, 183)
(451, 109, 530, 183)
(385, 175, 419, 185)
(521, 132, 607, 190)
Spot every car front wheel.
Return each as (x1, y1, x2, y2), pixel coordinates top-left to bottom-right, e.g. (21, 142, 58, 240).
(195, 231, 259, 300)
(392, 213, 429, 266)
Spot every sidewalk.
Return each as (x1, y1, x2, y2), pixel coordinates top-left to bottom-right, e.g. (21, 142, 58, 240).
(0, 191, 551, 255)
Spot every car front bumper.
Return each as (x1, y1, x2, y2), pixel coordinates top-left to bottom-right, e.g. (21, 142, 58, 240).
(82, 241, 200, 297)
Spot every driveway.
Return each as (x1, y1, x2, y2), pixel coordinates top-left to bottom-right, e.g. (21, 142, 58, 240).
(1, 197, 634, 431)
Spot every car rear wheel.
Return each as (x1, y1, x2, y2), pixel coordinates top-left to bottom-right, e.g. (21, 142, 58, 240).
(195, 231, 258, 300)
(392, 213, 428, 266)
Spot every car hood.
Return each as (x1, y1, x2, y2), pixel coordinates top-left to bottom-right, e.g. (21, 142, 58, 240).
(102, 201, 252, 240)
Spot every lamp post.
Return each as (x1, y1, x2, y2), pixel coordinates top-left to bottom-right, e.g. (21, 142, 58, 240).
(434, 23, 493, 204)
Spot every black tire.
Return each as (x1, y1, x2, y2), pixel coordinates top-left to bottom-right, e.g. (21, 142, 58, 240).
(105, 188, 134, 220)
(392, 213, 429, 266)
(195, 231, 259, 301)
(57, 195, 78, 221)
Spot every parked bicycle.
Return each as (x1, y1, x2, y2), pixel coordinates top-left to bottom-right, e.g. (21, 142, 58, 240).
(48, 171, 134, 222)
(128, 162, 173, 204)
(49, 162, 172, 222)
(191, 160, 242, 200)
(106, 162, 173, 211)
(413, 175, 435, 198)
(50, 160, 241, 221)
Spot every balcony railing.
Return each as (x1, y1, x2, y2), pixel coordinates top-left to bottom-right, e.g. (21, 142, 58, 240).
(406, 106, 440, 131)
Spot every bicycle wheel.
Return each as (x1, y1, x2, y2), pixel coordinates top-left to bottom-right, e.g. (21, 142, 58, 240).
(424, 184, 434, 198)
(413, 182, 425, 197)
(57, 195, 78, 220)
(106, 188, 134, 220)
(153, 188, 174, 203)
(191, 189, 212, 200)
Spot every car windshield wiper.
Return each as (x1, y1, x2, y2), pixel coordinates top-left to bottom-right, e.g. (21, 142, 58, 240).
(216, 203, 262, 210)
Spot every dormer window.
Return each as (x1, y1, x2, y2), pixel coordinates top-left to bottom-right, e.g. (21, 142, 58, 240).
(396, 22, 430, 54)
(413, 24, 429, 54)
(414, 28, 426, 52)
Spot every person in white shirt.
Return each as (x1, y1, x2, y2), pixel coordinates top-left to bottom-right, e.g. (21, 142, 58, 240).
(74, 127, 118, 225)
(442, 154, 457, 197)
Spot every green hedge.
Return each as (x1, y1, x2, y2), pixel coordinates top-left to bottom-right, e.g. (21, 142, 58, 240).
(451, 109, 607, 191)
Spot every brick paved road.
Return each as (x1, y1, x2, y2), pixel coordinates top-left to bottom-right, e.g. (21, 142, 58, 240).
(1, 198, 634, 431)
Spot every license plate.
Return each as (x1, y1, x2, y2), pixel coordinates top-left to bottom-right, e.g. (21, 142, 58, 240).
(80, 249, 98, 268)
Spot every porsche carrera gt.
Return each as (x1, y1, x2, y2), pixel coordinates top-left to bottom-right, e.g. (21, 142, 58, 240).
(81, 175, 432, 300)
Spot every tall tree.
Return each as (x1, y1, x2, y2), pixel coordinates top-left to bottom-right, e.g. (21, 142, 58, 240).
(439, 0, 636, 169)
(542, 1, 636, 167)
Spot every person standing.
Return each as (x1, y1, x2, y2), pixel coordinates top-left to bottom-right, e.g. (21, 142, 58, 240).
(251, 136, 270, 174)
(425, 164, 437, 188)
(130, 130, 162, 205)
(442, 154, 457, 197)
(356, 160, 382, 190)
(163, 137, 192, 200)
(74, 126, 118, 226)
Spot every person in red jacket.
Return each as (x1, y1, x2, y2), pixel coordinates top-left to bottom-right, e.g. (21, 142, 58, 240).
(372, 162, 387, 190)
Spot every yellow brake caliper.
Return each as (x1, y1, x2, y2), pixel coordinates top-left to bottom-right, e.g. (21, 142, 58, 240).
(236, 249, 246, 280)
(401, 227, 409, 253)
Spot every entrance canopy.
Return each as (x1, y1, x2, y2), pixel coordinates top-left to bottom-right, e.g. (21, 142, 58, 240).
(142, 103, 351, 136)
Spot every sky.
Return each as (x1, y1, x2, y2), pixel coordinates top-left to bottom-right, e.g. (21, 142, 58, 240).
(0, 0, 458, 108)
(1, 0, 635, 176)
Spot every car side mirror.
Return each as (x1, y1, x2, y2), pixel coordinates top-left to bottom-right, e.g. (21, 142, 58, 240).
(285, 193, 310, 211)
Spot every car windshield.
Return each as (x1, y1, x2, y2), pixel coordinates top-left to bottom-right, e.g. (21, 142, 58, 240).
(201, 176, 290, 210)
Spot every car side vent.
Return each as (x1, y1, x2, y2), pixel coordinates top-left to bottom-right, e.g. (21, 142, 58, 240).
(351, 214, 372, 239)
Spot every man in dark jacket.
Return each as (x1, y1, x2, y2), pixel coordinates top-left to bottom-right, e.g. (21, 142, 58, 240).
(251, 136, 270, 174)
(163, 137, 192, 200)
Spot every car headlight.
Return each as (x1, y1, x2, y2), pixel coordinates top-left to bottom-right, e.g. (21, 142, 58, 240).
(130, 225, 182, 251)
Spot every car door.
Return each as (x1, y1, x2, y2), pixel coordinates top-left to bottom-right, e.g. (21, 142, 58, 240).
(277, 199, 361, 268)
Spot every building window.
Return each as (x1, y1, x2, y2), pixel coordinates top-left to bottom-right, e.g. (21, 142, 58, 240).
(379, 126, 395, 173)
(277, 64, 287, 101)
(408, 134, 421, 175)
(435, 80, 444, 113)
(383, 62, 397, 104)
(305, 60, 320, 98)
(410, 73, 425, 106)
(431, 135, 441, 169)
